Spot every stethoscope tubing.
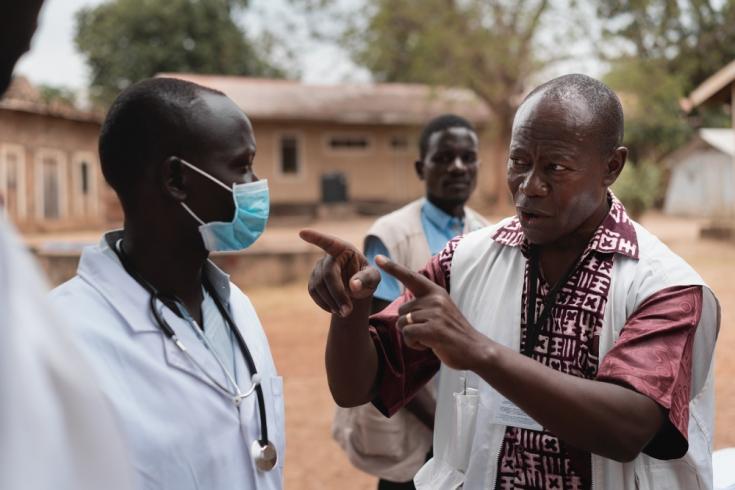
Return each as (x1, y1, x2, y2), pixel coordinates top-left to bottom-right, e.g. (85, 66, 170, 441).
(111, 239, 269, 447)
(205, 276, 270, 446)
(154, 296, 260, 405)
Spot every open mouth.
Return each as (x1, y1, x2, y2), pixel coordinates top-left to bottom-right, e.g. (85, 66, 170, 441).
(518, 209, 550, 225)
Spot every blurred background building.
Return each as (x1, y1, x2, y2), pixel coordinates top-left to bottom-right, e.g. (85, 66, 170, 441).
(680, 58, 735, 237)
(0, 77, 106, 233)
(159, 73, 495, 216)
(664, 128, 734, 218)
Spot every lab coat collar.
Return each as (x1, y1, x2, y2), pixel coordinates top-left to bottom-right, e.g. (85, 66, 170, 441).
(76, 230, 233, 335)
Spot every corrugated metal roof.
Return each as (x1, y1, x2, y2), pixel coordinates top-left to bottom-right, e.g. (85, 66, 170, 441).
(700, 128, 735, 156)
(158, 73, 492, 126)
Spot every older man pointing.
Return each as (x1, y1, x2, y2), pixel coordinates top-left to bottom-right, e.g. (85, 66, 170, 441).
(301, 74, 719, 490)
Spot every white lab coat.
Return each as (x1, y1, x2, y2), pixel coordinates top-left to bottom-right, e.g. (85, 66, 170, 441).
(0, 217, 133, 490)
(49, 232, 285, 490)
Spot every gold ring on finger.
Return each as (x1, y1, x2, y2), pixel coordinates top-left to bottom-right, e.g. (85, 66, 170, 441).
(406, 311, 413, 325)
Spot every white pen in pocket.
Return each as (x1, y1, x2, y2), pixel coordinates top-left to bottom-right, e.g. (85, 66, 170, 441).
(448, 374, 480, 473)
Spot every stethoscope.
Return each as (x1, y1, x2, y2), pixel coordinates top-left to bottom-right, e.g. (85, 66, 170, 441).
(110, 238, 277, 472)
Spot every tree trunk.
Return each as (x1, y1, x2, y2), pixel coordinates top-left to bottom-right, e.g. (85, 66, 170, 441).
(473, 121, 514, 216)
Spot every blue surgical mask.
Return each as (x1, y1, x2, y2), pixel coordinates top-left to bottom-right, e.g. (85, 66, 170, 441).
(179, 159, 269, 252)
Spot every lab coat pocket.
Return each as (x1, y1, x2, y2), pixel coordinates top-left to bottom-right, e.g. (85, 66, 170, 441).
(268, 375, 286, 469)
(415, 389, 478, 490)
(447, 387, 479, 473)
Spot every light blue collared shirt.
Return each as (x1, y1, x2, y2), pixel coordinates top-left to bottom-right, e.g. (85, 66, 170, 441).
(102, 239, 238, 379)
(365, 199, 465, 302)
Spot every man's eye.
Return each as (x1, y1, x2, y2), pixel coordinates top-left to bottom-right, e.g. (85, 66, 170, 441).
(508, 159, 529, 169)
(462, 152, 478, 164)
(550, 163, 568, 172)
(435, 153, 454, 165)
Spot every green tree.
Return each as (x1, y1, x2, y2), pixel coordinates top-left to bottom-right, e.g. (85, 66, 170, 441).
(597, 0, 735, 91)
(611, 158, 663, 219)
(604, 58, 691, 164)
(38, 84, 78, 107)
(293, 0, 566, 207)
(75, 0, 290, 105)
(595, 0, 735, 162)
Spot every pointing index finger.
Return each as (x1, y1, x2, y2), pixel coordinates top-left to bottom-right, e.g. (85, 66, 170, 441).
(299, 229, 353, 256)
(375, 255, 437, 297)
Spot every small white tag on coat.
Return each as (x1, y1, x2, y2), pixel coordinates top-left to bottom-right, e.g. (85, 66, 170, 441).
(492, 396, 543, 431)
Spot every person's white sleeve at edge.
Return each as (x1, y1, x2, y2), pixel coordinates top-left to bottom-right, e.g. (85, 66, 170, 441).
(0, 215, 134, 490)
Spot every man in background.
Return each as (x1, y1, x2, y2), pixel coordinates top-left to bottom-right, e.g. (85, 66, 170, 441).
(0, 3, 132, 489)
(332, 114, 488, 490)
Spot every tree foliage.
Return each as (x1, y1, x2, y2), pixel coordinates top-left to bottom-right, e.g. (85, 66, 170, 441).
(75, 0, 289, 105)
(596, 0, 735, 162)
(347, 0, 550, 120)
(38, 84, 78, 107)
(604, 58, 691, 163)
(292, 0, 561, 204)
(612, 157, 663, 218)
(597, 0, 735, 91)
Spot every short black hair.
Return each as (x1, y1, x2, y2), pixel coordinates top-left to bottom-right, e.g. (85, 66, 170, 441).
(521, 73, 624, 155)
(419, 114, 476, 160)
(98, 77, 224, 201)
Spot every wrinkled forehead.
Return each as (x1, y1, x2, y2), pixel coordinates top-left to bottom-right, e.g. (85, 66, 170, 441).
(427, 126, 478, 150)
(511, 90, 598, 150)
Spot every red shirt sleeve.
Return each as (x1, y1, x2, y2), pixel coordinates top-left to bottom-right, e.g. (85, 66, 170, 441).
(596, 285, 703, 459)
(368, 236, 460, 417)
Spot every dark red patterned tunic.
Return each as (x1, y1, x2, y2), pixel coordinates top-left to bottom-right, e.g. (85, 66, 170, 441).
(369, 198, 702, 490)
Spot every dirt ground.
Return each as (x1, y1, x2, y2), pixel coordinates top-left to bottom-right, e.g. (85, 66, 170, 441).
(246, 212, 734, 490)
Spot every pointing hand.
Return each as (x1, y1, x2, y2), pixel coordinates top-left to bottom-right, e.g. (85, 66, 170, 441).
(376, 255, 489, 371)
(300, 229, 381, 317)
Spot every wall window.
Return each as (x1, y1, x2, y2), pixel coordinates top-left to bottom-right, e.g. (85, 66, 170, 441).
(279, 134, 301, 176)
(72, 152, 98, 217)
(35, 149, 67, 221)
(390, 135, 410, 151)
(0, 144, 27, 220)
(41, 160, 60, 219)
(42, 157, 61, 219)
(80, 161, 90, 194)
(328, 135, 370, 151)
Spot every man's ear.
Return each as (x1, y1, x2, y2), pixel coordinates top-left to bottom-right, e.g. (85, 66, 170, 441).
(160, 156, 188, 201)
(603, 146, 627, 186)
(414, 159, 425, 180)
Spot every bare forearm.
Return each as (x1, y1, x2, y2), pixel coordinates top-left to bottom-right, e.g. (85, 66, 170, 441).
(325, 296, 379, 407)
(471, 340, 663, 462)
(365, 253, 665, 461)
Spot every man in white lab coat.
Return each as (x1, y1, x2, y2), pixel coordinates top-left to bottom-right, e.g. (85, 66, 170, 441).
(50, 77, 285, 490)
(0, 3, 133, 490)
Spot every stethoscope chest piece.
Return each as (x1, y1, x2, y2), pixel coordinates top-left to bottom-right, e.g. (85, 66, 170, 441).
(251, 440, 278, 472)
